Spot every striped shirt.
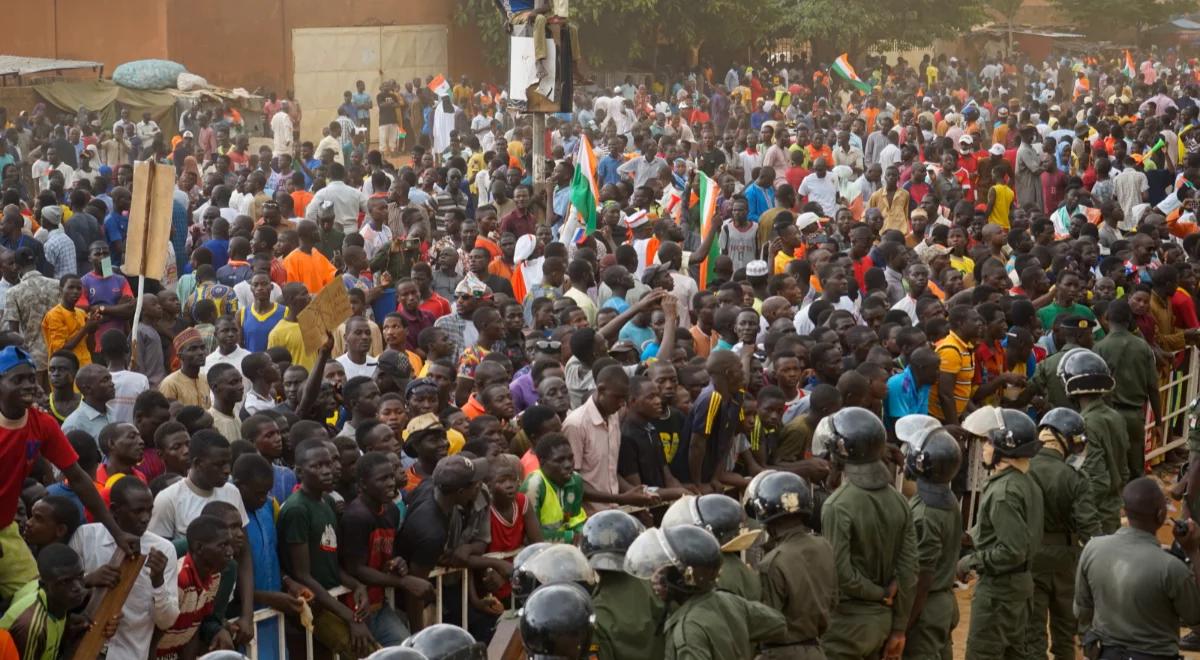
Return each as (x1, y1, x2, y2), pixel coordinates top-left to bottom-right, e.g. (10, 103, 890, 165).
(929, 330, 976, 421)
(0, 583, 64, 660)
(155, 553, 219, 659)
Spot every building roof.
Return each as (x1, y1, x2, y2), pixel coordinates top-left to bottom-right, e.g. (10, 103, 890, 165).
(0, 55, 102, 78)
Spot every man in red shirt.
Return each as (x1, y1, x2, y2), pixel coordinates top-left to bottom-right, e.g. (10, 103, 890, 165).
(154, 513, 232, 658)
(0, 346, 138, 597)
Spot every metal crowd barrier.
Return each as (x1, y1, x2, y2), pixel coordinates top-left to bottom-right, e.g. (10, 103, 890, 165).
(236, 552, 522, 660)
(1144, 348, 1200, 463)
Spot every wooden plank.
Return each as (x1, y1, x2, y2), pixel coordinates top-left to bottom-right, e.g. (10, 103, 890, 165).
(124, 160, 174, 281)
(71, 553, 148, 660)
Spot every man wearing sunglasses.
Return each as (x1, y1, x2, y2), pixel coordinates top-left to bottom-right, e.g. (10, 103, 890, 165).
(435, 274, 491, 362)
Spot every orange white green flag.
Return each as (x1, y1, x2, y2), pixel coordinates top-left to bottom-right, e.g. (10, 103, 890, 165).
(696, 171, 719, 290)
(831, 54, 871, 93)
(1122, 50, 1136, 78)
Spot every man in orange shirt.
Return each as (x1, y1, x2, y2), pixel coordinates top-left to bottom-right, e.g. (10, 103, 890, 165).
(42, 274, 99, 368)
(283, 220, 337, 293)
(287, 172, 313, 218)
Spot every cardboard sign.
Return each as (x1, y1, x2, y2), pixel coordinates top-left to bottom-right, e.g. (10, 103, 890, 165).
(124, 160, 175, 280)
(297, 279, 353, 352)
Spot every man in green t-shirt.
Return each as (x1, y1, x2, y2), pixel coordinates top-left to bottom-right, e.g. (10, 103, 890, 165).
(279, 438, 375, 658)
(0, 543, 87, 660)
(1036, 271, 1098, 336)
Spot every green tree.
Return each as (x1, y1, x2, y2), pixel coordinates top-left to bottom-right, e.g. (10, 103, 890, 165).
(987, 0, 1024, 55)
(454, 0, 785, 70)
(783, 0, 986, 59)
(1049, 0, 1197, 42)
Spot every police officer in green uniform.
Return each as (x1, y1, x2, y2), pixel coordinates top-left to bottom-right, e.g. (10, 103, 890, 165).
(958, 406, 1044, 660)
(1062, 348, 1129, 534)
(625, 525, 786, 660)
(1028, 315, 1093, 412)
(580, 509, 664, 660)
(1028, 407, 1102, 660)
(819, 407, 918, 660)
(1075, 478, 1200, 660)
(520, 582, 596, 660)
(895, 417, 962, 660)
(1093, 299, 1160, 481)
(661, 493, 762, 601)
(745, 470, 838, 660)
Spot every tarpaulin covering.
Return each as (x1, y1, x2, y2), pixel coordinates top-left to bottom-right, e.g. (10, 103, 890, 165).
(35, 79, 177, 139)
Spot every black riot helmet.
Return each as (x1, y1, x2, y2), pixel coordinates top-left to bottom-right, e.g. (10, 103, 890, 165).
(625, 525, 722, 593)
(519, 583, 596, 659)
(1039, 407, 1087, 454)
(580, 509, 644, 571)
(1059, 348, 1114, 396)
(400, 624, 485, 660)
(661, 494, 760, 551)
(744, 470, 814, 523)
(819, 407, 887, 464)
(365, 649, 428, 660)
(510, 542, 554, 602)
(964, 405, 1039, 461)
(905, 428, 962, 483)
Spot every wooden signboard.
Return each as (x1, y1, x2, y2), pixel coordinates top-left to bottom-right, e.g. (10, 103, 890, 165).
(124, 160, 175, 281)
(71, 553, 148, 660)
(297, 279, 354, 352)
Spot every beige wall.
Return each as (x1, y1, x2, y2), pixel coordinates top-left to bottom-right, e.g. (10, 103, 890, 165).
(4, 0, 489, 94)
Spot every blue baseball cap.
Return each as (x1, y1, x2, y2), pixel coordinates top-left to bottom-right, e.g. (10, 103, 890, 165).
(0, 347, 34, 375)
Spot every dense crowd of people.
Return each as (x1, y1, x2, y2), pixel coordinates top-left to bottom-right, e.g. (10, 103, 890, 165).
(3, 38, 1200, 660)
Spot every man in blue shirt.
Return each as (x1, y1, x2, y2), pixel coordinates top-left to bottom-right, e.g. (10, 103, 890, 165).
(104, 187, 131, 268)
(597, 136, 623, 187)
(744, 166, 776, 222)
(884, 347, 941, 431)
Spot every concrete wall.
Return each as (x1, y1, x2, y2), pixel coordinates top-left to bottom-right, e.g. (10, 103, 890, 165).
(5, 0, 168, 74)
(5, 0, 490, 93)
(167, 0, 489, 94)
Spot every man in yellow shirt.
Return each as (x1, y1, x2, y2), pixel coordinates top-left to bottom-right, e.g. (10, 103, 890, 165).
(42, 274, 98, 368)
(929, 306, 982, 426)
(268, 282, 316, 371)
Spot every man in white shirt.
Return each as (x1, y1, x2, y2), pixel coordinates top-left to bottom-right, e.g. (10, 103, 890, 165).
(136, 111, 161, 144)
(336, 317, 379, 379)
(798, 158, 840, 217)
(304, 162, 367, 234)
(271, 102, 294, 157)
(1114, 161, 1149, 231)
(203, 317, 251, 377)
(31, 146, 74, 194)
(316, 121, 345, 165)
(71, 478, 179, 660)
(878, 132, 902, 171)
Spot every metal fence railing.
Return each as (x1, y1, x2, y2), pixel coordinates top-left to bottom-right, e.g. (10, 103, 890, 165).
(1145, 348, 1200, 463)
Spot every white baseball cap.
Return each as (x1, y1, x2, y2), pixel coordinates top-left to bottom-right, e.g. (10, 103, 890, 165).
(988, 143, 1005, 156)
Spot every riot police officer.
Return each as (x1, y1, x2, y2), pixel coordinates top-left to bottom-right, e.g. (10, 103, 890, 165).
(817, 407, 918, 660)
(662, 493, 763, 600)
(400, 623, 486, 659)
(745, 470, 837, 659)
(625, 525, 786, 659)
(520, 582, 596, 660)
(1076, 478, 1200, 659)
(895, 416, 963, 660)
(1029, 407, 1101, 660)
(958, 406, 1044, 660)
(580, 509, 663, 660)
(1062, 348, 1129, 533)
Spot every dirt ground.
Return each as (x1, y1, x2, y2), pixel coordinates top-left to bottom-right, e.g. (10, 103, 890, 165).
(949, 454, 1196, 659)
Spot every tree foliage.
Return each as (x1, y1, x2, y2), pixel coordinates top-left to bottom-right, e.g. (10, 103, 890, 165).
(783, 0, 988, 57)
(1049, 0, 1198, 39)
(454, 0, 785, 70)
